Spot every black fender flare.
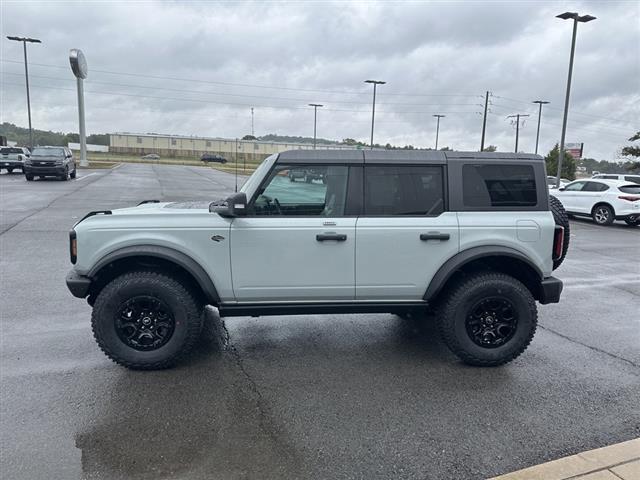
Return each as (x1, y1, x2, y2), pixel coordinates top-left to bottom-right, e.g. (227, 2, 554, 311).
(423, 246, 543, 301)
(88, 245, 220, 304)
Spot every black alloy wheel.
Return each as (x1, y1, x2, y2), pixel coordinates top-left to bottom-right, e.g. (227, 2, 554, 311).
(115, 295, 175, 351)
(465, 297, 518, 348)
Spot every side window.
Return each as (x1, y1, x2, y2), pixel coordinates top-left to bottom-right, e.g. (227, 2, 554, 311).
(462, 164, 537, 207)
(582, 182, 609, 192)
(364, 165, 444, 216)
(252, 164, 349, 216)
(601, 175, 617, 179)
(564, 181, 586, 191)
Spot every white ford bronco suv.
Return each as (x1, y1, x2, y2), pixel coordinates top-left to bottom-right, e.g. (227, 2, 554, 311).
(66, 150, 569, 370)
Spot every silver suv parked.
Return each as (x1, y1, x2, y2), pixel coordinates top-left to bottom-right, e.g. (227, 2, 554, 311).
(1, 146, 30, 173)
(66, 150, 569, 369)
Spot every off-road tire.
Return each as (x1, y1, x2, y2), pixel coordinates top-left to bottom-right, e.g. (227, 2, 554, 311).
(91, 271, 203, 370)
(25, 174, 34, 181)
(592, 204, 614, 226)
(436, 272, 537, 367)
(549, 195, 570, 269)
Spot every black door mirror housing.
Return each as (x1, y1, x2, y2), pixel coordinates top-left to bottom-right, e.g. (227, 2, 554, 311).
(211, 192, 247, 217)
(558, 187, 565, 191)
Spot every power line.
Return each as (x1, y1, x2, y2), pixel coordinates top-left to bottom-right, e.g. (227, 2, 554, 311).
(0, 80, 481, 115)
(0, 58, 480, 98)
(0, 71, 481, 107)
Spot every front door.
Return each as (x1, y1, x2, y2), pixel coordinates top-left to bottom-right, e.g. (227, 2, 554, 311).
(230, 163, 355, 302)
(355, 164, 459, 300)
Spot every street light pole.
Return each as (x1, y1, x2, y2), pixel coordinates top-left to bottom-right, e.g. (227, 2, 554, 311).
(555, 11, 596, 187)
(308, 104, 323, 149)
(433, 114, 445, 150)
(7, 36, 41, 149)
(365, 80, 386, 149)
(532, 100, 550, 155)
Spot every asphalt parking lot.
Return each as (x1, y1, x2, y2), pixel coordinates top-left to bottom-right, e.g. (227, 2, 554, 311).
(1, 164, 638, 480)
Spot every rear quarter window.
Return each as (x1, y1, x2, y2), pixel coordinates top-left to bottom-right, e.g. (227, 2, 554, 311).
(462, 164, 537, 208)
(619, 185, 640, 194)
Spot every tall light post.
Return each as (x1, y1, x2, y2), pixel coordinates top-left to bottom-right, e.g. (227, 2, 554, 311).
(308, 104, 323, 149)
(555, 11, 596, 187)
(433, 114, 445, 150)
(532, 100, 550, 155)
(69, 49, 89, 167)
(6, 36, 41, 149)
(364, 80, 385, 149)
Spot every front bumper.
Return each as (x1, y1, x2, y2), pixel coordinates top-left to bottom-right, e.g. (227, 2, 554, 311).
(539, 276, 563, 304)
(66, 270, 91, 298)
(1, 160, 23, 169)
(24, 164, 66, 176)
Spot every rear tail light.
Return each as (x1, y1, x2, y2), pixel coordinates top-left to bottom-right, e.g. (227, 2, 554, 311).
(69, 230, 77, 264)
(553, 226, 564, 260)
(618, 196, 640, 202)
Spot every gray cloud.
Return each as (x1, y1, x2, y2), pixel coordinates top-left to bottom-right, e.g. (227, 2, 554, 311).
(1, 0, 638, 160)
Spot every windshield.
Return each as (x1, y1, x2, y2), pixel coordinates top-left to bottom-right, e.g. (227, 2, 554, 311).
(1, 147, 24, 154)
(32, 147, 64, 156)
(240, 154, 277, 196)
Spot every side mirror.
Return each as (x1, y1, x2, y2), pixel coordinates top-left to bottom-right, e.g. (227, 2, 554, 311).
(211, 192, 247, 217)
(558, 187, 565, 191)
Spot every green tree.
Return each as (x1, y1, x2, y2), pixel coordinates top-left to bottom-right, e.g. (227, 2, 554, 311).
(482, 145, 497, 152)
(242, 135, 257, 141)
(621, 131, 640, 172)
(545, 144, 576, 180)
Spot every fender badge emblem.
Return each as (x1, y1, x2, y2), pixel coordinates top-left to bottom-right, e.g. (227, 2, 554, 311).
(211, 235, 225, 242)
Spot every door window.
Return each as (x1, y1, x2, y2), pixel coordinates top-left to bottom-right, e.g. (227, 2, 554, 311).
(252, 164, 349, 216)
(564, 181, 586, 191)
(363, 165, 444, 216)
(582, 181, 609, 192)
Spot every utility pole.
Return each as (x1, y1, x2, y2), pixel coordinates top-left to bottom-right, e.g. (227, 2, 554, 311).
(235, 138, 238, 192)
(532, 100, 550, 155)
(507, 114, 530, 153)
(480, 90, 489, 151)
(364, 80, 386, 149)
(250, 107, 254, 137)
(308, 104, 323, 149)
(7, 36, 42, 149)
(556, 11, 596, 187)
(433, 114, 445, 150)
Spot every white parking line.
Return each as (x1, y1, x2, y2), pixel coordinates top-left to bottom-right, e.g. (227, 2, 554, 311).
(75, 172, 97, 181)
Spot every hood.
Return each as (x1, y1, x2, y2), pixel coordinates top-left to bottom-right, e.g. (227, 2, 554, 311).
(110, 200, 214, 215)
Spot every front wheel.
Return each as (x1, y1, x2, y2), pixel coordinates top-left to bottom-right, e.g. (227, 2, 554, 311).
(25, 174, 34, 181)
(437, 272, 537, 366)
(7, 168, 13, 174)
(70, 168, 77, 179)
(91, 271, 203, 369)
(592, 204, 614, 226)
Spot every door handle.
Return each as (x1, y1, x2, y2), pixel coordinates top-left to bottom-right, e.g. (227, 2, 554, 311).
(420, 232, 450, 241)
(316, 233, 347, 242)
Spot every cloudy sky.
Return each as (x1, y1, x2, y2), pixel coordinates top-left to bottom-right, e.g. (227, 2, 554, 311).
(1, 0, 638, 159)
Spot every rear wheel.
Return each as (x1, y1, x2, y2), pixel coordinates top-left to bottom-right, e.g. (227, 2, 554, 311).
(91, 271, 203, 370)
(592, 204, 614, 226)
(624, 216, 639, 226)
(25, 174, 34, 181)
(436, 272, 537, 367)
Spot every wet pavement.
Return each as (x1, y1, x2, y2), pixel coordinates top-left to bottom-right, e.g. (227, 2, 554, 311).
(1, 164, 638, 479)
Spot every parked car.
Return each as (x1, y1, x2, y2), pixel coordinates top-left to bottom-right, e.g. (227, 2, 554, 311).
(24, 146, 76, 181)
(547, 176, 571, 189)
(553, 179, 640, 226)
(1, 146, 30, 173)
(591, 173, 640, 184)
(66, 150, 568, 370)
(288, 168, 325, 183)
(141, 154, 160, 160)
(200, 153, 227, 164)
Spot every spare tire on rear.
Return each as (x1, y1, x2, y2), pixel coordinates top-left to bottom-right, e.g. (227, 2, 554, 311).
(549, 195, 570, 270)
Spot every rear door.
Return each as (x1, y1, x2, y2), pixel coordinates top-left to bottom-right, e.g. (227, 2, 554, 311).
(355, 163, 459, 300)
